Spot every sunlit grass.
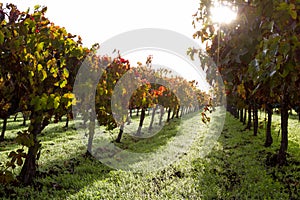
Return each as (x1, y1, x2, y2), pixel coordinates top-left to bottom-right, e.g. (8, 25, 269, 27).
(0, 109, 299, 199)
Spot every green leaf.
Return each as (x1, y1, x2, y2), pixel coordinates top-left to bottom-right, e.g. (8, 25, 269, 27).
(0, 30, 4, 45)
(60, 79, 67, 88)
(290, 10, 297, 20)
(277, 2, 289, 11)
(63, 68, 69, 78)
(30, 96, 38, 106)
(54, 96, 60, 109)
(142, 97, 147, 105)
(40, 94, 48, 110)
(37, 42, 44, 52)
(34, 5, 41, 10)
(35, 51, 42, 61)
(279, 41, 290, 58)
(24, 18, 36, 28)
(0, 170, 14, 184)
(50, 67, 58, 78)
(289, 3, 296, 10)
(98, 87, 104, 95)
(280, 68, 289, 78)
(15, 131, 34, 147)
(47, 58, 55, 69)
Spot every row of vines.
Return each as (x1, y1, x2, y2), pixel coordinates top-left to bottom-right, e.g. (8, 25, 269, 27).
(192, 0, 300, 166)
(0, 4, 210, 185)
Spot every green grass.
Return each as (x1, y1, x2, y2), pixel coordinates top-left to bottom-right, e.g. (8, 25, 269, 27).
(0, 108, 299, 199)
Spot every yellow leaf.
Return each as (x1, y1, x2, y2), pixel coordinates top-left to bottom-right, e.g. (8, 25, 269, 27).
(63, 93, 75, 99)
(37, 64, 43, 71)
(63, 68, 69, 78)
(290, 10, 297, 20)
(41, 69, 47, 81)
(13, 30, 18, 37)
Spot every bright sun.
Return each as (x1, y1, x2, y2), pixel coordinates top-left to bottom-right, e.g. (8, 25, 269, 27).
(211, 4, 237, 24)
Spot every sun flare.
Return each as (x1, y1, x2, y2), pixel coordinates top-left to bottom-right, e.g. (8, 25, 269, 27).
(211, 4, 237, 24)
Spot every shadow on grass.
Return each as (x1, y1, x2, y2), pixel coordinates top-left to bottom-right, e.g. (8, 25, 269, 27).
(1, 151, 114, 199)
(39, 123, 77, 141)
(190, 113, 300, 199)
(1, 119, 115, 198)
(114, 111, 200, 153)
(0, 118, 76, 152)
(2, 113, 195, 199)
(288, 113, 300, 121)
(1, 110, 203, 199)
(0, 118, 27, 132)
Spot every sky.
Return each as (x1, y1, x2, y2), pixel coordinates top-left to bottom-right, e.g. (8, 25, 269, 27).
(3, 0, 199, 47)
(2, 0, 212, 91)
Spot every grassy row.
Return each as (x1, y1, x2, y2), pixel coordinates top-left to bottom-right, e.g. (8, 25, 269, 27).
(0, 108, 299, 199)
